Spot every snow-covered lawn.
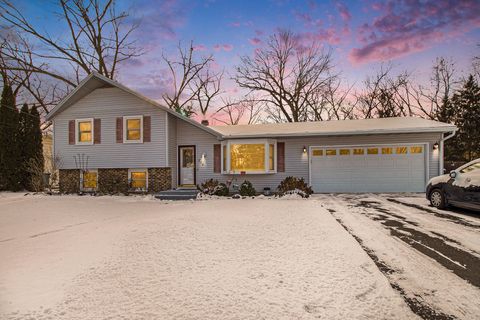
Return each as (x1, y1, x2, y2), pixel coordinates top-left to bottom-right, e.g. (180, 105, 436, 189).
(0, 193, 415, 320)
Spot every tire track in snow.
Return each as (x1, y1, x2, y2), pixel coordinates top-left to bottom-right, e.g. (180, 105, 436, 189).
(326, 207, 455, 320)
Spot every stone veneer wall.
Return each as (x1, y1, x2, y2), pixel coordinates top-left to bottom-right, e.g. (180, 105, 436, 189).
(148, 167, 172, 193)
(59, 167, 171, 194)
(98, 168, 129, 194)
(59, 169, 80, 193)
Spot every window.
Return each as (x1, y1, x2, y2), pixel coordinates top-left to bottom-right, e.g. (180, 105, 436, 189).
(81, 170, 97, 190)
(353, 148, 364, 155)
(367, 148, 378, 155)
(123, 116, 143, 143)
(129, 169, 148, 190)
(326, 149, 336, 156)
(339, 149, 350, 155)
(312, 149, 323, 156)
(396, 147, 407, 154)
(460, 162, 480, 173)
(75, 118, 93, 145)
(231, 144, 265, 171)
(382, 147, 393, 154)
(269, 144, 275, 171)
(222, 140, 276, 173)
(410, 146, 423, 154)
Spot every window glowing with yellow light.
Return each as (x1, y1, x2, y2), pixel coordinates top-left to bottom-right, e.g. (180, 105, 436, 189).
(230, 144, 265, 171)
(126, 118, 141, 141)
(396, 147, 407, 154)
(367, 148, 378, 155)
(326, 149, 336, 156)
(339, 149, 350, 155)
(410, 146, 423, 154)
(382, 147, 393, 154)
(353, 148, 364, 155)
(78, 121, 92, 142)
(312, 149, 323, 156)
(83, 171, 97, 189)
(131, 171, 147, 189)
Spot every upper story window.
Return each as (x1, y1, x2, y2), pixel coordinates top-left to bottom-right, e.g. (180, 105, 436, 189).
(75, 118, 93, 145)
(123, 116, 143, 143)
(222, 139, 276, 174)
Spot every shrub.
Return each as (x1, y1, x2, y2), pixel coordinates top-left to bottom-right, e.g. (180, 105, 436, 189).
(200, 179, 219, 195)
(213, 183, 229, 196)
(200, 179, 229, 196)
(277, 176, 313, 198)
(239, 180, 256, 196)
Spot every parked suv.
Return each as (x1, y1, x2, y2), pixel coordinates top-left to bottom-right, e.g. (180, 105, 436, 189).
(426, 159, 480, 211)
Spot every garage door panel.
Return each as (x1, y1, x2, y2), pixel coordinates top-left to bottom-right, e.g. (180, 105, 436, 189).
(310, 144, 426, 193)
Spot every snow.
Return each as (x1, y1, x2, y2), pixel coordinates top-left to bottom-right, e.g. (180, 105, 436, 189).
(0, 193, 415, 319)
(314, 194, 480, 319)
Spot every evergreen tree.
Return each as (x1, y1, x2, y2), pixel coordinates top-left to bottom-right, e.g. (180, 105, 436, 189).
(449, 75, 480, 161)
(18, 103, 32, 189)
(0, 85, 21, 190)
(29, 105, 44, 191)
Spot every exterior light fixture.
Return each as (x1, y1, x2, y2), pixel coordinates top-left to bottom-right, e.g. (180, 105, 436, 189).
(200, 153, 207, 167)
(303, 146, 307, 154)
(433, 142, 439, 150)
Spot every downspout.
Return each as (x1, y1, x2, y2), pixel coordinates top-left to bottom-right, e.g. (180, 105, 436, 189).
(439, 130, 456, 175)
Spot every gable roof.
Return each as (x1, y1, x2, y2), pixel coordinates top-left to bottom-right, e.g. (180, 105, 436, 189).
(210, 117, 457, 138)
(45, 72, 222, 137)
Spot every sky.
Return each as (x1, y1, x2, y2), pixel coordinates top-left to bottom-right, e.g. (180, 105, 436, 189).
(17, 0, 480, 120)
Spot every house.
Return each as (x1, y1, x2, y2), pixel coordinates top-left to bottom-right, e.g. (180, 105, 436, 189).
(46, 73, 457, 194)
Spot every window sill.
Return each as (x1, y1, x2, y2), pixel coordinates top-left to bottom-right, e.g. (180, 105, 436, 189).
(222, 171, 277, 175)
(123, 140, 143, 144)
(75, 141, 94, 146)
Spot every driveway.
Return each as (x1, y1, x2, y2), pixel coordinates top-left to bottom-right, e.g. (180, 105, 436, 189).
(315, 193, 480, 320)
(0, 193, 415, 320)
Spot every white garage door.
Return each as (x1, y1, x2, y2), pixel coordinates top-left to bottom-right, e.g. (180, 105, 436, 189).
(310, 144, 426, 193)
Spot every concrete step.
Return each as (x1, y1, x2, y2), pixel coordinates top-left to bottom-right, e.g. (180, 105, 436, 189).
(155, 189, 199, 200)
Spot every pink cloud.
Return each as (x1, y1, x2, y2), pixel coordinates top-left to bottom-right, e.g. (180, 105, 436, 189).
(229, 21, 241, 27)
(192, 44, 207, 51)
(350, 0, 480, 64)
(213, 44, 234, 52)
(336, 1, 351, 22)
(249, 37, 262, 45)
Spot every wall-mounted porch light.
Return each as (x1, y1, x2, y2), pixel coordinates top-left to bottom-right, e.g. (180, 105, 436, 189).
(303, 146, 307, 154)
(433, 142, 439, 150)
(200, 153, 207, 167)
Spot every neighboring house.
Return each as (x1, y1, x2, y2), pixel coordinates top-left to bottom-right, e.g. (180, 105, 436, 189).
(46, 73, 457, 194)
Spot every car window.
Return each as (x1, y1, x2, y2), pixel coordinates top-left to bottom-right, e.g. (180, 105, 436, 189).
(460, 162, 480, 173)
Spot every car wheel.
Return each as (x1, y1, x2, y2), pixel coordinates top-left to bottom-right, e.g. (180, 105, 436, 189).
(429, 189, 446, 209)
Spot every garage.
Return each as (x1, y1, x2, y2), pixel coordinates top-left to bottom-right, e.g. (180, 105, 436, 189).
(310, 144, 427, 193)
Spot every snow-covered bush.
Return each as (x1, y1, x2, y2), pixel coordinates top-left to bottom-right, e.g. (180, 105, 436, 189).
(277, 176, 313, 198)
(239, 180, 256, 196)
(200, 179, 229, 196)
(213, 183, 229, 196)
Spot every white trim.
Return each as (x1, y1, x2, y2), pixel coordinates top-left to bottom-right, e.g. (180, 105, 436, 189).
(308, 142, 430, 188)
(75, 118, 94, 145)
(123, 115, 143, 144)
(80, 169, 98, 192)
(165, 113, 169, 167)
(128, 168, 148, 191)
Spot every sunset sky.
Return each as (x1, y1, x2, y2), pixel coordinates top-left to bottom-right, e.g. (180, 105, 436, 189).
(20, 0, 480, 116)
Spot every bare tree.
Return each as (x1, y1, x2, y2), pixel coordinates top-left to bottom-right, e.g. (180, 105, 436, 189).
(355, 65, 413, 118)
(162, 42, 222, 117)
(406, 57, 456, 120)
(213, 97, 262, 125)
(235, 30, 335, 123)
(0, 0, 141, 123)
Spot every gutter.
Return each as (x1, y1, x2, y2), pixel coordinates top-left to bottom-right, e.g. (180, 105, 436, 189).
(439, 130, 457, 175)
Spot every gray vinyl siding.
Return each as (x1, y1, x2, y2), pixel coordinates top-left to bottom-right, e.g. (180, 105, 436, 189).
(54, 87, 168, 169)
(176, 120, 442, 191)
(168, 114, 178, 187)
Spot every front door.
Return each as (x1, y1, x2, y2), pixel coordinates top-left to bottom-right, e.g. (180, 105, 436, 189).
(179, 146, 195, 186)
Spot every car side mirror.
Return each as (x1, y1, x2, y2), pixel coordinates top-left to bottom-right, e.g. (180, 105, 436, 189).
(449, 170, 457, 178)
